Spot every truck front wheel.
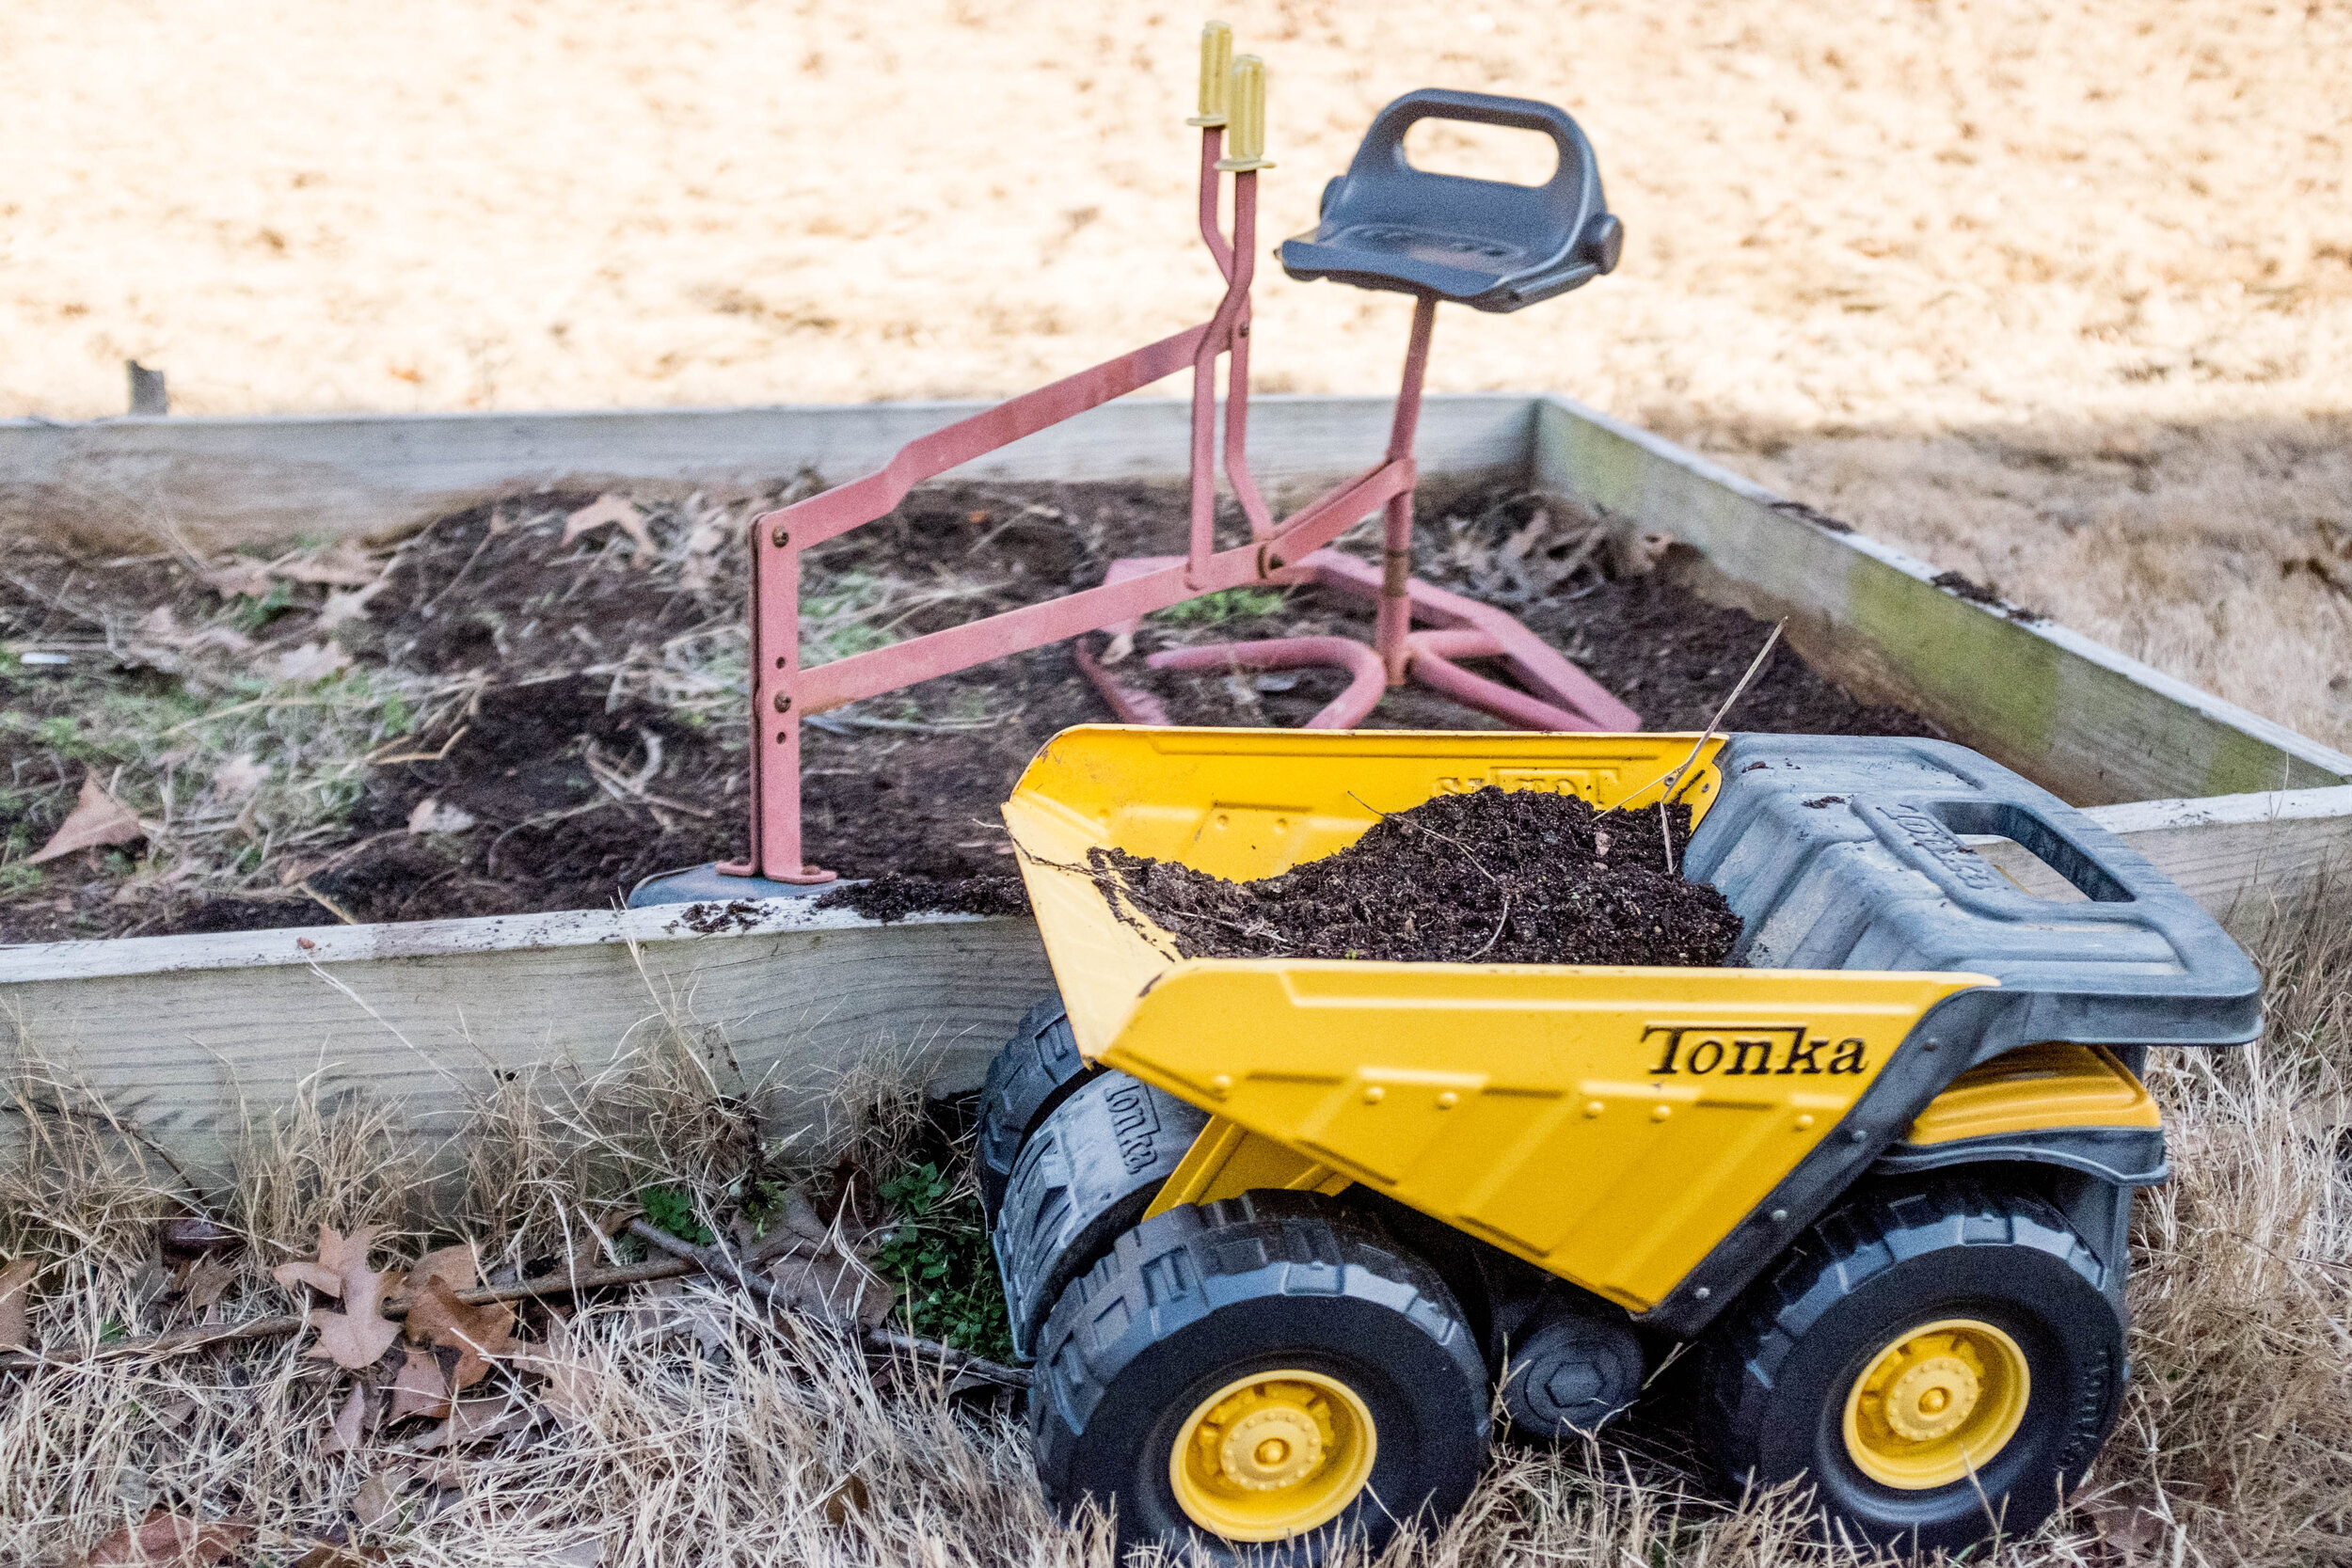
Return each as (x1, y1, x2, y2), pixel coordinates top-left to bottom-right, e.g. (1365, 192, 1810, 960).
(1701, 1174, 2126, 1552)
(1029, 1191, 1490, 1562)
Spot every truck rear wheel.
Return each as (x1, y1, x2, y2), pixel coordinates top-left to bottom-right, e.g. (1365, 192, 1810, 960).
(1701, 1174, 2125, 1552)
(977, 994, 1094, 1222)
(1030, 1191, 1489, 1562)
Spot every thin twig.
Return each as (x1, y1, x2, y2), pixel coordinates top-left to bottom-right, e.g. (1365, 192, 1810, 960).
(1602, 620, 1788, 818)
(625, 1219, 1031, 1389)
(1348, 791, 1512, 958)
(1602, 621, 1786, 875)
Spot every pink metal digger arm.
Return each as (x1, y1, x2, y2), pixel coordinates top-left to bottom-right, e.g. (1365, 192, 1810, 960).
(730, 73, 1273, 882)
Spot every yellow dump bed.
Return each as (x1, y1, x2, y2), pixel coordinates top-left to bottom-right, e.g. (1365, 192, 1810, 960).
(1004, 726, 1988, 1312)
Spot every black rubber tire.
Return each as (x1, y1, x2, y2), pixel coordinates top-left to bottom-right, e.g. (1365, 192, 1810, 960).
(1701, 1174, 2127, 1553)
(1031, 1191, 1490, 1563)
(977, 994, 1095, 1224)
(993, 1069, 1208, 1359)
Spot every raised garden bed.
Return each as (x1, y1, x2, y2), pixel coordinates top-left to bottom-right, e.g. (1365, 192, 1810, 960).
(1, 391, 2346, 1190)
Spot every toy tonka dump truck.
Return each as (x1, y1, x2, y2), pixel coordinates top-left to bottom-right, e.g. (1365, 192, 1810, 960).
(979, 727, 2258, 1559)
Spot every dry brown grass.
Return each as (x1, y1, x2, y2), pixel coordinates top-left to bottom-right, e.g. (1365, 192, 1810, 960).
(2, 901, 2346, 1566)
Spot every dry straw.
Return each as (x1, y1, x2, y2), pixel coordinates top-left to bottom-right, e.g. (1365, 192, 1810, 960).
(1, 896, 2346, 1564)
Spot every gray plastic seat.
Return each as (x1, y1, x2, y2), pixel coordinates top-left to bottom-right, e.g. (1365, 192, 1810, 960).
(1279, 87, 1623, 313)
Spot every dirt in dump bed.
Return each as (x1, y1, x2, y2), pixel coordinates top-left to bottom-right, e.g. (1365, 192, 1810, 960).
(1096, 786, 1742, 967)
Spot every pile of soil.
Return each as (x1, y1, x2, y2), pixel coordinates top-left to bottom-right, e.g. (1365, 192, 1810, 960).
(1096, 787, 1742, 967)
(815, 872, 1029, 924)
(0, 479, 1930, 942)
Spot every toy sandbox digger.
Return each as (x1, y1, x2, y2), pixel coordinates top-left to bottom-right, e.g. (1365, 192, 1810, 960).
(979, 727, 2258, 1558)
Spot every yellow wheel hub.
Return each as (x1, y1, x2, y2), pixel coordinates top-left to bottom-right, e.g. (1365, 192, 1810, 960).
(1169, 1370, 1377, 1541)
(1842, 1318, 2030, 1490)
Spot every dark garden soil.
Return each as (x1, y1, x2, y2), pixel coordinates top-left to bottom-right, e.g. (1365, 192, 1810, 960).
(1096, 787, 1742, 967)
(0, 480, 1931, 942)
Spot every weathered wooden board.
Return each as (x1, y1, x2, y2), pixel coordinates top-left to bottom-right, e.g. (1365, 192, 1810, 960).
(2059, 785, 2352, 932)
(0, 393, 1534, 550)
(0, 897, 1052, 1192)
(6, 785, 2341, 1192)
(1530, 395, 2352, 807)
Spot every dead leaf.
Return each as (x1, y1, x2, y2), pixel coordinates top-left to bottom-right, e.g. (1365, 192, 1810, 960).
(160, 1212, 240, 1256)
(281, 1225, 401, 1370)
(563, 494, 653, 553)
(547, 1541, 603, 1568)
(409, 1243, 477, 1292)
(274, 1222, 381, 1300)
(515, 1314, 601, 1425)
(83, 1510, 252, 1565)
(199, 558, 277, 599)
(404, 1275, 514, 1389)
(317, 578, 388, 630)
(145, 1392, 200, 1432)
(2079, 1486, 2171, 1559)
(273, 543, 384, 588)
(389, 1345, 453, 1422)
(323, 1384, 368, 1456)
(278, 641, 354, 684)
(405, 799, 478, 836)
(213, 753, 270, 798)
(678, 519, 729, 592)
(350, 1468, 409, 1531)
(418, 1392, 535, 1450)
(28, 777, 145, 864)
(294, 1543, 389, 1568)
(196, 625, 257, 656)
(762, 1193, 893, 1330)
(0, 1257, 39, 1351)
(274, 1257, 344, 1298)
(819, 1472, 869, 1526)
(174, 1254, 239, 1313)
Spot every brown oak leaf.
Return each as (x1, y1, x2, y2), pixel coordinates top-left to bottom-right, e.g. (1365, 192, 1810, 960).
(294, 1544, 390, 1567)
(515, 1313, 601, 1426)
(274, 1224, 378, 1300)
(173, 1255, 240, 1315)
(411, 1244, 477, 1290)
(417, 1392, 535, 1451)
(322, 1385, 368, 1456)
(562, 494, 652, 553)
(278, 641, 354, 684)
(350, 1468, 409, 1532)
(388, 1345, 452, 1423)
(0, 1258, 39, 1352)
(28, 777, 145, 864)
(83, 1510, 252, 1565)
(290, 1226, 401, 1370)
(404, 1275, 514, 1389)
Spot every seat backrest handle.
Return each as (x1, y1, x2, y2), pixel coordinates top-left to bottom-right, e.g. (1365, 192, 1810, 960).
(1350, 87, 1602, 216)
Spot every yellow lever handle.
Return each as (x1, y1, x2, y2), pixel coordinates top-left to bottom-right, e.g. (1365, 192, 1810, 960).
(1216, 54, 1273, 171)
(1186, 21, 1232, 127)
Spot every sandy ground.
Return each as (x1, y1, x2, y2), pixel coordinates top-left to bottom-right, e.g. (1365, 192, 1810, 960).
(4, 1, 2349, 750)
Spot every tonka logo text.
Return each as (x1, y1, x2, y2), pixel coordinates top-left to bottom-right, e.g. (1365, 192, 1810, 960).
(1104, 1081, 1165, 1175)
(1643, 1024, 1868, 1077)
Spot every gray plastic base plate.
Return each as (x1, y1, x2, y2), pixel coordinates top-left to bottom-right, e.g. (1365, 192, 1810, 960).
(626, 862, 837, 908)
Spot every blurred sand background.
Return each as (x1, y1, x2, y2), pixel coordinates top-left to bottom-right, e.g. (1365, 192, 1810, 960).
(4, 1, 2348, 750)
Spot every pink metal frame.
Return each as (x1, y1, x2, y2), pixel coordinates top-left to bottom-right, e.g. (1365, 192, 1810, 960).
(724, 123, 1634, 884)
